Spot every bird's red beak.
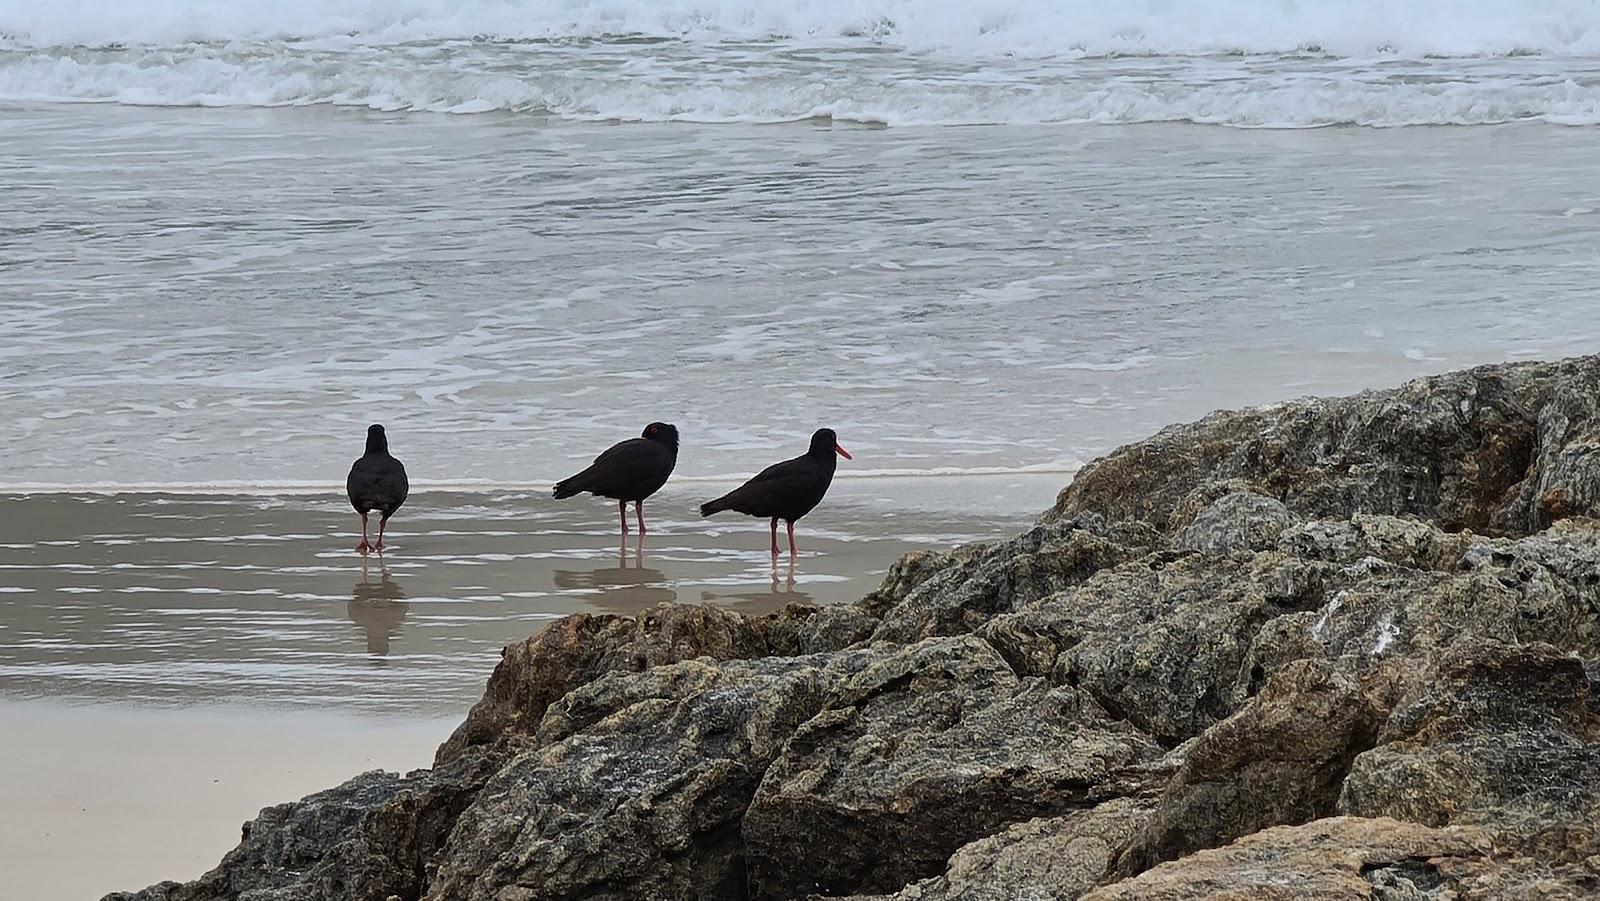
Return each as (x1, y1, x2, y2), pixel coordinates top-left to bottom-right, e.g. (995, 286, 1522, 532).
(835, 444, 852, 460)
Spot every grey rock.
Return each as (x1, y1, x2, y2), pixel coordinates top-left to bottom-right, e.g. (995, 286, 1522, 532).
(1276, 512, 1472, 570)
(1118, 659, 1383, 872)
(976, 552, 1328, 743)
(766, 603, 880, 656)
(1047, 358, 1600, 536)
(426, 653, 863, 900)
(436, 602, 862, 766)
(105, 753, 500, 901)
(1339, 640, 1600, 863)
(1526, 384, 1600, 530)
(1175, 491, 1293, 554)
(857, 545, 990, 619)
(1079, 816, 1600, 901)
(842, 798, 1158, 901)
(868, 518, 1160, 644)
(743, 637, 1163, 897)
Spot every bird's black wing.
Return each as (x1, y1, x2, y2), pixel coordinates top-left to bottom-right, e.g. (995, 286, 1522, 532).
(701, 456, 822, 516)
(374, 456, 408, 515)
(590, 437, 653, 467)
(554, 438, 674, 499)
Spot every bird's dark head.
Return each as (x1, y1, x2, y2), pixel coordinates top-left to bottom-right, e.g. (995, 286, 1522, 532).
(809, 428, 851, 461)
(365, 423, 389, 455)
(642, 422, 679, 450)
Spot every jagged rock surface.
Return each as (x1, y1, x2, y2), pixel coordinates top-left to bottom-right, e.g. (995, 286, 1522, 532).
(742, 637, 1162, 897)
(1079, 816, 1600, 901)
(111, 357, 1600, 901)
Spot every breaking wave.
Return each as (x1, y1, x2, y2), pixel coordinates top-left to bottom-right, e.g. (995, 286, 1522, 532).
(5, 1, 1600, 125)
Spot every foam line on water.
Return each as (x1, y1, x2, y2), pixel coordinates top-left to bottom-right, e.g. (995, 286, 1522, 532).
(5, 56, 1600, 127)
(0, 465, 1082, 496)
(5, 0, 1600, 57)
(6, 1, 1600, 127)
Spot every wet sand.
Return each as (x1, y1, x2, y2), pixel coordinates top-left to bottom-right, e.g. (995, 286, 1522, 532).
(0, 475, 1047, 898)
(0, 700, 451, 901)
(0, 477, 1043, 712)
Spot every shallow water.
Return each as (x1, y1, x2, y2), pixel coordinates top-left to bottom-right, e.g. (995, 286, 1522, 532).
(0, 480, 1038, 714)
(5, 106, 1598, 491)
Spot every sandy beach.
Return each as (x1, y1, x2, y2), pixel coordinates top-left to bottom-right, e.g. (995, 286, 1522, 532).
(0, 701, 452, 900)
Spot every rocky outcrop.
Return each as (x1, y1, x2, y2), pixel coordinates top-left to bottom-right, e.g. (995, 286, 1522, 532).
(428, 653, 856, 899)
(1079, 816, 1600, 901)
(742, 637, 1162, 897)
(1116, 658, 1384, 871)
(111, 357, 1600, 901)
(1048, 356, 1600, 535)
(434, 602, 876, 766)
(842, 799, 1159, 901)
(1338, 640, 1600, 862)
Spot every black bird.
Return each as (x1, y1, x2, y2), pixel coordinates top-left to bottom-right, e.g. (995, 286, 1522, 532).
(553, 422, 680, 534)
(699, 428, 851, 558)
(345, 424, 409, 555)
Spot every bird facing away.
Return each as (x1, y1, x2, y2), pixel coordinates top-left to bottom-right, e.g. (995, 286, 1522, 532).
(345, 424, 409, 555)
(553, 422, 680, 534)
(699, 428, 851, 558)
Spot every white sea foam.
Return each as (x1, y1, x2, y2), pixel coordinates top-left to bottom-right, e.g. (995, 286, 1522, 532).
(4, 51, 1599, 126)
(3, 1, 1600, 126)
(4, 0, 1600, 57)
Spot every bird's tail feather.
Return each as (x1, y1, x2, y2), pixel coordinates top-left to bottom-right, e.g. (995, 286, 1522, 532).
(552, 472, 589, 500)
(699, 497, 727, 517)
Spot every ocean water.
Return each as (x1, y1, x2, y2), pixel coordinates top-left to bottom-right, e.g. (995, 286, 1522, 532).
(4, 1, 1600, 492)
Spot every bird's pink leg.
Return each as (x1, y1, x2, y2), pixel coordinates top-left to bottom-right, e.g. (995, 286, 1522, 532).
(618, 500, 629, 535)
(356, 513, 371, 555)
(786, 520, 798, 560)
(635, 501, 647, 535)
(769, 518, 780, 557)
(375, 515, 392, 553)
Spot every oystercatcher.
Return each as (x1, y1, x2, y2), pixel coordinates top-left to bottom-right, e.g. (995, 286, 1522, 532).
(699, 428, 851, 558)
(553, 422, 680, 534)
(345, 424, 409, 555)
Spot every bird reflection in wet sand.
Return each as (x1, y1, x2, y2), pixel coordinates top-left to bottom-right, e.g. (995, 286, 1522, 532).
(552, 534, 677, 614)
(349, 558, 409, 659)
(699, 557, 814, 615)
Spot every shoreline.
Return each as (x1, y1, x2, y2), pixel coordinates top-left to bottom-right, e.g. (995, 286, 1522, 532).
(0, 467, 1082, 498)
(0, 485, 1034, 713)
